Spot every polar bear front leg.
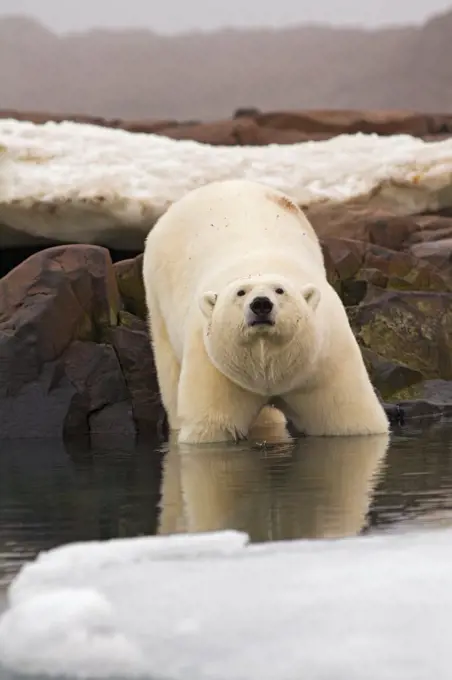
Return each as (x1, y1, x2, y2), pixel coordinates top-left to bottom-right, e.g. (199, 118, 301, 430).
(177, 334, 266, 444)
(279, 375, 389, 437)
(146, 299, 181, 431)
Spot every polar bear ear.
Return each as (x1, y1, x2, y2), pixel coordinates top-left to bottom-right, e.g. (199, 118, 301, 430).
(302, 284, 321, 310)
(199, 291, 218, 319)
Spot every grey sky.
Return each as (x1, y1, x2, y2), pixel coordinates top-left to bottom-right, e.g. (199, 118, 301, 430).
(1, 0, 451, 34)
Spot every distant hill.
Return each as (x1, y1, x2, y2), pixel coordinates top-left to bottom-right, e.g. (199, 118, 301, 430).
(1, 10, 452, 120)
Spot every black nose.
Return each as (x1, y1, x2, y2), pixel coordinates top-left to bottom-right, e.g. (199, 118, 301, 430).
(250, 296, 273, 316)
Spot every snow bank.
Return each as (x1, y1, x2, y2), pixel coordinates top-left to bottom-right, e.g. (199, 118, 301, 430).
(1, 527, 451, 679)
(2, 119, 452, 248)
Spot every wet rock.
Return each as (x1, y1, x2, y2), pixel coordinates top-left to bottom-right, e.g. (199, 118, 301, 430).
(109, 319, 164, 430)
(349, 290, 452, 380)
(2, 229, 452, 440)
(0, 245, 164, 440)
(114, 254, 146, 320)
(391, 380, 452, 422)
(362, 349, 424, 401)
(61, 341, 135, 440)
(0, 244, 120, 395)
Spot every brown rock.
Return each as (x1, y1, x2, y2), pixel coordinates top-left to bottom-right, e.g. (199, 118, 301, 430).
(0, 244, 120, 394)
(310, 208, 421, 250)
(254, 110, 432, 137)
(360, 243, 451, 292)
(362, 349, 424, 400)
(393, 380, 452, 421)
(156, 119, 260, 145)
(0, 245, 165, 441)
(321, 237, 451, 296)
(320, 238, 363, 280)
(110, 318, 164, 429)
(61, 340, 135, 440)
(310, 207, 452, 255)
(348, 290, 452, 380)
(154, 118, 332, 145)
(120, 119, 179, 134)
(410, 239, 452, 270)
(114, 254, 146, 320)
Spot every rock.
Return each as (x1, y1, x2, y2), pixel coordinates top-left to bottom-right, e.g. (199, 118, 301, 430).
(114, 254, 146, 320)
(310, 208, 452, 255)
(0, 244, 164, 440)
(119, 119, 179, 134)
(253, 110, 434, 137)
(109, 319, 163, 429)
(321, 237, 452, 298)
(153, 118, 329, 146)
(61, 341, 135, 440)
(362, 349, 424, 400)
(233, 107, 262, 119)
(409, 238, 452, 270)
(321, 238, 362, 280)
(348, 290, 452, 380)
(155, 119, 260, 145)
(0, 244, 120, 394)
(3, 108, 452, 140)
(391, 380, 452, 422)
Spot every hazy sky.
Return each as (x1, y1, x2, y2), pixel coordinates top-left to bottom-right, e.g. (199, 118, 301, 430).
(1, 0, 451, 34)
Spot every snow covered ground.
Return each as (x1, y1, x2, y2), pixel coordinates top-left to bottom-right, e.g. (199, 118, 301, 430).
(0, 527, 451, 680)
(2, 119, 452, 248)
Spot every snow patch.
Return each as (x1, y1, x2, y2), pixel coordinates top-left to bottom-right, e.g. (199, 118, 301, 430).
(1, 119, 452, 248)
(0, 527, 451, 679)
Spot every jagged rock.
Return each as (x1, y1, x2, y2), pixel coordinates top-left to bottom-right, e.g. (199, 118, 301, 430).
(114, 254, 146, 320)
(0, 244, 120, 394)
(394, 380, 452, 421)
(0, 245, 164, 440)
(348, 291, 452, 380)
(321, 238, 452, 299)
(362, 349, 424, 401)
(410, 238, 452, 270)
(253, 110, 435, 137)
(309, 209, 452, 255)
(61, 341, 135, 440)
(109, 318, 162, 429)
(1, 230, 452, 440)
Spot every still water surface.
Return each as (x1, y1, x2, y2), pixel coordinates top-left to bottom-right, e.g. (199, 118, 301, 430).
(2, 422, 452, 597)
(2, 423, 452, 678)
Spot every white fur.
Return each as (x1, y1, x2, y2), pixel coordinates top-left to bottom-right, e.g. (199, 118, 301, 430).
(142, 179, 389, 444)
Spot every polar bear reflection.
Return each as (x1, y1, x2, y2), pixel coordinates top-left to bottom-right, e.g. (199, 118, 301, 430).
(158, 431, 389, 542)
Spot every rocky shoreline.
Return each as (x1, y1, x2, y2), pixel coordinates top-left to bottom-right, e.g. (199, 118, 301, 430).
(2, 107, 452, 145)
(1, 110, 452, 440)
(1, 208, 452, 440)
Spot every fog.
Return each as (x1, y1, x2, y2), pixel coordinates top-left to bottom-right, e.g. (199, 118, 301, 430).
(1, 0, 451, 34)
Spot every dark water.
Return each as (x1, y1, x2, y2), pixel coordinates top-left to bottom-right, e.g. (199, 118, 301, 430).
(2, 423, 452, 679)
(2, 423, 452, 597)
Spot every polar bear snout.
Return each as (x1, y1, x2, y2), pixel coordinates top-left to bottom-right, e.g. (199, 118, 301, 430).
(250, 296, 273, 316)
(247, 295, 275, 327)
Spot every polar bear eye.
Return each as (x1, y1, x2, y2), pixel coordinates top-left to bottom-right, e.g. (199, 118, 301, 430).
(275, 287, 285, 295)
(237, 289, 246, 297)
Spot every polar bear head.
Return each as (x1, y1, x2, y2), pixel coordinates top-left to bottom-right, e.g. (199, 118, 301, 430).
(200, 274, 321, 339)
(198, 274, 322, 392)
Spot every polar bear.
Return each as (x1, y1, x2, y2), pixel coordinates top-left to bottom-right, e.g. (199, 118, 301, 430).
(142, 179, 389, 443)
